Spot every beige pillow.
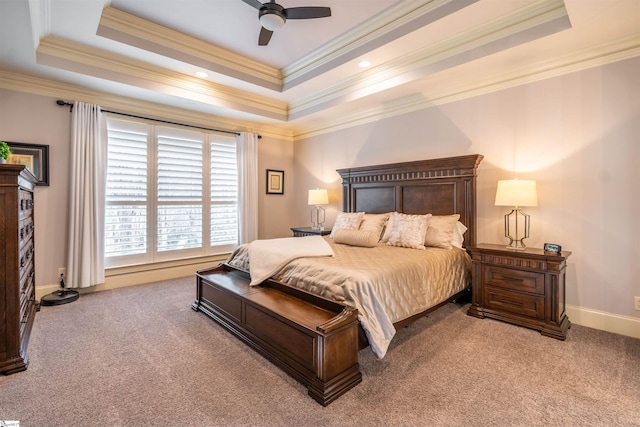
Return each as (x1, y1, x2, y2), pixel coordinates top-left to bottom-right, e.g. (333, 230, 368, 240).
(333, 228, 379, 248)
(359, 213, 389, 241)
(425, 214, 460, 249)
(451, 221, 467, 249)
(386, 212, 432, 250)
(380, 212, 398, 243)
(330, 212, 364, 238)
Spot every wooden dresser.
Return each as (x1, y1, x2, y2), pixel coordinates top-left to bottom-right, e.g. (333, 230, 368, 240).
(0, 164, 38, 375)
(467, 243, 571, 340)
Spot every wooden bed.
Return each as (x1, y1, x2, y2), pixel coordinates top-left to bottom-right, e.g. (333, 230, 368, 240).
(193, 154, 483, 405)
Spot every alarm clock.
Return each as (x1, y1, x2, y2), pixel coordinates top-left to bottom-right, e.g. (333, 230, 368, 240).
(543, 243, 562, 254)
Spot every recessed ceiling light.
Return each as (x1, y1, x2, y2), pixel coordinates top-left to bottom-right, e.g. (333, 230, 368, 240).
(195, 71, 209, 78)
(358, 60, 371, 68)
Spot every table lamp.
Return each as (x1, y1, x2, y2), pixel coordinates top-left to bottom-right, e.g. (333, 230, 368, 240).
(495, 179, 538, 250)
(308, 189, 328, 230)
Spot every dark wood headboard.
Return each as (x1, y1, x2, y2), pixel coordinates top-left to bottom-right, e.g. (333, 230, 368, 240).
(337, 154, 483, 248)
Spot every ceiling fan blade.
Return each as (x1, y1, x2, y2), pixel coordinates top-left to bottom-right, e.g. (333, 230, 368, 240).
(258, 27, 273, 46)
(285, 7, 331, 19)
(241, 0, 263, 11)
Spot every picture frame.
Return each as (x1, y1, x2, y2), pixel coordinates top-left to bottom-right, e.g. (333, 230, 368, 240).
(5, 142, 50, 186)
(266, 169, 284, 194)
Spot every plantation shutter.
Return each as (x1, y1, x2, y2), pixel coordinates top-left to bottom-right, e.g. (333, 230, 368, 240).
(157, 128, 203, 252)
(105, 118, 239, 267)
(105, 122, 148, 259)
(210, 139, 238, 246)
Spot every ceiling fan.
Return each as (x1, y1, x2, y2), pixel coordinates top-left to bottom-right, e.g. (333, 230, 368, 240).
(241, 0, 331, 46)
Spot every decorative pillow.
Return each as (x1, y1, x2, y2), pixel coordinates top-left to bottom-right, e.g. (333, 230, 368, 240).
(386, 212, 432, 250)
(451, 221, 467, 249)
(359, 213, 390, 241)
(425, 214, 460, 249)
(330, 212, 364, 238)
(333, 228, 379, 248)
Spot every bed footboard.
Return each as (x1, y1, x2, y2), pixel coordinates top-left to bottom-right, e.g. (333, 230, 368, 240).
(192, 263, 362, 406)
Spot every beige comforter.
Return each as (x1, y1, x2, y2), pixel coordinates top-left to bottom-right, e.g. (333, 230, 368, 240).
(227, 237, 471, 358)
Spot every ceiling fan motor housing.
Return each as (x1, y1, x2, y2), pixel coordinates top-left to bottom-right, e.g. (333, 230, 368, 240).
(259, 3, 287, 30)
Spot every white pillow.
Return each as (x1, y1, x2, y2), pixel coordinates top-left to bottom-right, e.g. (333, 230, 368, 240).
(451, 221, 467, 249)
(425, 214, 460, 249)
(330, 212, 364, 238)
(386, 212, 432, 250)
(333, 228, 379, 248)
(359, 213, 390, 241)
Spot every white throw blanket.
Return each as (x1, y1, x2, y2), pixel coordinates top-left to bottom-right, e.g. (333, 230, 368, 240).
(247, 236, 334, 286)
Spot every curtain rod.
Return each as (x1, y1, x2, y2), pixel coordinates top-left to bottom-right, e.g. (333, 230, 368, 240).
(55, 100, 261, 138)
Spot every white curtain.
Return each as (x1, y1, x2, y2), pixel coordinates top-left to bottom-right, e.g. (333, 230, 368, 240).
(236, 132, 259, 244)
(66, 102, 107, 288)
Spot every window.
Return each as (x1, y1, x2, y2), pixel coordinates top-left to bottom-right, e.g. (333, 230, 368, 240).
(105, 118, 238, 267)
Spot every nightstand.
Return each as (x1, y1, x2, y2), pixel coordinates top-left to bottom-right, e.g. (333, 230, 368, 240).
(290, 227, 331, 237)
(466, 243, 571, 340)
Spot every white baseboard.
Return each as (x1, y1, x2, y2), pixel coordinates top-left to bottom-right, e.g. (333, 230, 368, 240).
(566, 304, 640, 340)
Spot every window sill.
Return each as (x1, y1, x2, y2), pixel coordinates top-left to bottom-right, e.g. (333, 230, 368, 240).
(105, 254, 230, 277)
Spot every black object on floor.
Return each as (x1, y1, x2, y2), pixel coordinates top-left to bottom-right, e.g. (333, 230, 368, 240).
(41, 276, 79, 306)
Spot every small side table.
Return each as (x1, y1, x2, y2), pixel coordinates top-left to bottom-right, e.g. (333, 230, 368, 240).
(291, 227, 331, 237)
(466, 243, 571, 340)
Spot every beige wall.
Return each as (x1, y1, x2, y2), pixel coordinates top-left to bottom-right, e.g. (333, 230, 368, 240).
(293, 57, 640, 326)
(0, 90, 71, 291)
(0, 89, 296, 294)
(258, 134, 295, 239)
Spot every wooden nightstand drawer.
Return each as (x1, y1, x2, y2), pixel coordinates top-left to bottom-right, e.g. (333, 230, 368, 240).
(483, 266, 545, 295)
(483, 286, 545, 320)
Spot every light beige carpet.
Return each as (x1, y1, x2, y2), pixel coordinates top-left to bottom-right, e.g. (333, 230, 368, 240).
(1, 276, 638, 426)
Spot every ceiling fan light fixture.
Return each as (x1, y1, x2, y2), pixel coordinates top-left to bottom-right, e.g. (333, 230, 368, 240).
(242, 1, 331, 46)
(259, 12, 285, 31)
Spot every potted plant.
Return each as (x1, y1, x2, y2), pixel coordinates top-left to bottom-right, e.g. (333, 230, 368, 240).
(0, 141, 11, 164)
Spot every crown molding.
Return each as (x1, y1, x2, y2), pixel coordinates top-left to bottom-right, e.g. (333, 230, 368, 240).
(291, 35, 640, 140)
(97, 6, 283, 91)
(0, 70, 293, 141)
(282, 0, 480, 89)
(289, 0, 570, 120)
(3, 33, 638, 143)
(95, 1, 480, 93)
(36, 35, 289, 121)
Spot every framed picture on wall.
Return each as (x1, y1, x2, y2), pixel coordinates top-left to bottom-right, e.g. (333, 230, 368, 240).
(5, 141, 50, 186)
(266, 169, 284, 194)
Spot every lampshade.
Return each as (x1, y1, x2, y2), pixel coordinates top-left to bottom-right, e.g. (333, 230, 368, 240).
(308, 189, 328, 206)
(495, 179, 538, 207)
(260, 13, 285, 31)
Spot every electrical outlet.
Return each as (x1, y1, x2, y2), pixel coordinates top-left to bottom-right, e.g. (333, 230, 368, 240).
(57, 267, 66, 279)
(635, 296, 640, 311)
